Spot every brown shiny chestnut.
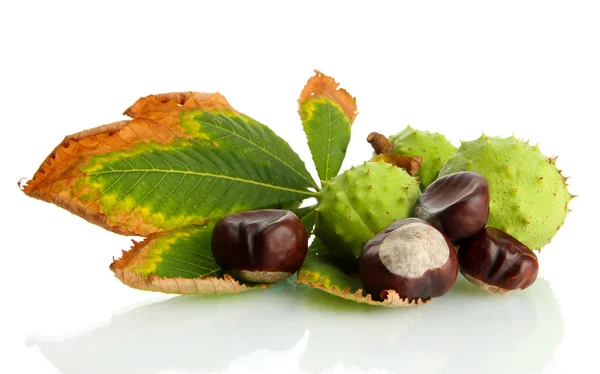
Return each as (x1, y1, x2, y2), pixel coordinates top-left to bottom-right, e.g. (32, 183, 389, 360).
(414, 171, 489, 243)
(359, 218, 459, 301)
(211, 209, 309, 283)
(458, 227, 539, 294)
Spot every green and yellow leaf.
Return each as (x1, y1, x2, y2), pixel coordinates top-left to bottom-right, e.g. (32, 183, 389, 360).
(298, 71, 357, 183)
(110, 222, 268, 294)
(297, 238, 430, 307)
(21, 92, 317, 236)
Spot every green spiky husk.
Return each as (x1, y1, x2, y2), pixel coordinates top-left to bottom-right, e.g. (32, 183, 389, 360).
(438, 135, 571, 250)
(389, 125, 457, 190)
(315, 161, 421, 263)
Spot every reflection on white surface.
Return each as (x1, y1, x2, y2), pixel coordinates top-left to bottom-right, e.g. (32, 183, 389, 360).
(27, 276, 563, 374)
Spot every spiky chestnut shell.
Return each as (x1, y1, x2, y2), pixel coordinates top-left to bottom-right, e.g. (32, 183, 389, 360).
(439, 135, 572, 250)
(315, 161, 421, 265)
(389, 125, 457, 190)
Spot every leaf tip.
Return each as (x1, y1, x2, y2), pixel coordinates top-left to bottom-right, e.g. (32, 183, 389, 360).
(299, 70, 358, 123)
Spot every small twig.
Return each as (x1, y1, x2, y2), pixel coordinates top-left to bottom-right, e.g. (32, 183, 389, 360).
(367, 132, 394, 154)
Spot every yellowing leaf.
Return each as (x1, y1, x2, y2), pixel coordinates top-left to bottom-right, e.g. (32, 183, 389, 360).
(110, 223, 268, 295)
(21, 92, 317, 236)
(299, 70, 358, 182)
(299, 71, 358, 123)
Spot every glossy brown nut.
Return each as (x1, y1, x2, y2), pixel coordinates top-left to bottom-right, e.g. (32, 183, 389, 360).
(359, 218, 459, 301)
(211, 209, 308, 283)
(413, 171, 490, 243)
(458, 227, 539, 294)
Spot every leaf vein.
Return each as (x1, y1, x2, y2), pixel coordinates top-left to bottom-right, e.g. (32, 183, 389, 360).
(160, 253, 218, 272)
(136, 174, 187, 232)
(115, 172, 170, 227)
(149, 263, 200, 277)
(154, 175, 205, 232)
(168, 243, 215, 262)
(87, 169, 314, 196)
(199, 112, 316, 188)
(105, 171, 149, 215)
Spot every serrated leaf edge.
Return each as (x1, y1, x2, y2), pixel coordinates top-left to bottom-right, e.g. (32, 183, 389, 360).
(21, 91, 317, 236)
(111, 269, 267, 295)
(296, 278, 430, 307)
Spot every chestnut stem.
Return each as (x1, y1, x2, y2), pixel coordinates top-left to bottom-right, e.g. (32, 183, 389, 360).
(367, 132, 394, 154)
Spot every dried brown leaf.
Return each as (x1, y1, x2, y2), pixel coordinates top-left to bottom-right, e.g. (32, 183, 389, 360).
(112, 270, 266, 295)
(21, 92, 231, 235)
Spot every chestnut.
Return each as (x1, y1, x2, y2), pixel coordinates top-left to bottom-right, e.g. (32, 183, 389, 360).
(458, 227, 539, 294)
(413, 171, 489, 243)
(211, 209, 309, 283)
(359, 218, 459, 301)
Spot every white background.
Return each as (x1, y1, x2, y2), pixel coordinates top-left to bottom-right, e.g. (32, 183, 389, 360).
(1, 1, 599, 373)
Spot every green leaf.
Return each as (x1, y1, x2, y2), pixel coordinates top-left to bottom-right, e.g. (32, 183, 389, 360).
(297, 238, 430, 307)
(298, 71, 358, 183)
(22, 92, 317, 237)
(292, 205, 317, 235)
(110, 222, 268, 294)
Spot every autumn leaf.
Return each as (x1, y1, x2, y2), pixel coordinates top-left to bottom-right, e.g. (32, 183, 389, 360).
(299, 70, 358, 183)
(21, 78, 429, 303)
(297, 238, 430, 307)
(110, 222, 268, 294)
(21, 92, 317, 236)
